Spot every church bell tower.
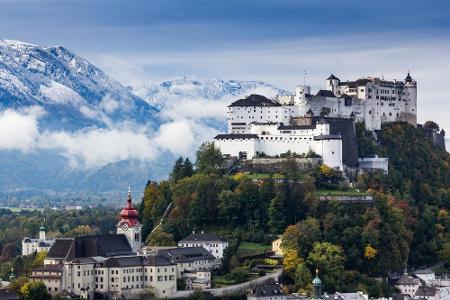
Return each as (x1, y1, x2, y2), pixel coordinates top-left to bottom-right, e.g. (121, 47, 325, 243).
(117, 188, 142, 253)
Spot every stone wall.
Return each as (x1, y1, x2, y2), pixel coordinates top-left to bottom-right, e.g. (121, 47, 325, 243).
(249, 157, 322, 173)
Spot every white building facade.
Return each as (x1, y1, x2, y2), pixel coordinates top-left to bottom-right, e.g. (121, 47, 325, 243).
(31, 235, 178, 299)
(178, 231, 229, 259)
(215, 116, 343, 170)
(277, 73, 417, 131)
(22, 226, 55, 256)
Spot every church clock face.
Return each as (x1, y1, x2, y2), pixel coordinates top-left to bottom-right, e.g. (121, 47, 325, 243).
(121, 223, 129, 231)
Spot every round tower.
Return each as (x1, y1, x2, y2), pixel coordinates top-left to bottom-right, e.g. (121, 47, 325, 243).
(117, 188, 142, 253)
(294, 85, 311, 104)
(403, 72, 417, 125)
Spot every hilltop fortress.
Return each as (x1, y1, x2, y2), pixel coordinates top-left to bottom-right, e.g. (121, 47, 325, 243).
(214, 73, 418, 170)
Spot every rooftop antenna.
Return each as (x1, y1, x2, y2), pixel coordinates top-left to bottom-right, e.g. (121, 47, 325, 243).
(303, 70, 307, 86)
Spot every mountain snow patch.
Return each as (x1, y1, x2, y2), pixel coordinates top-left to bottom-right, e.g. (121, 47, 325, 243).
(39, 81, 85, 105)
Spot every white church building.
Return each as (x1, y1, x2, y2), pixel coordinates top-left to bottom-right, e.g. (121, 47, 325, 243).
(22, 226, 55, 256)
(214, 73, 416, 169)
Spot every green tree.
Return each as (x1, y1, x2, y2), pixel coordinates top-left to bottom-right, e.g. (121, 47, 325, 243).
(268, 192, 287, 234)
(439, 242, 450, 262)
(195, 142, 223, 173)
(283, 248, 303, 276)
(307, 242, 346, 291)
(295, 262, 313, 294)
(218, 190, 242, 226)
(20, 281, 51, 300)
(147, 228, 176, 246)
(9, 276, 29, 293)
(170, 157, 185, 182)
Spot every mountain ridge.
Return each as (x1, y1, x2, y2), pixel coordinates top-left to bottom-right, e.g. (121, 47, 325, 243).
(0, 39, 286, 202)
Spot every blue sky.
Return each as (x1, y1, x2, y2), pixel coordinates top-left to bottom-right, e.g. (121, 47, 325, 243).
(0, 0, 450, 134)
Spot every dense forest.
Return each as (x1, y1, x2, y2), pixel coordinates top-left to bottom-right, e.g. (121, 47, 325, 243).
(139, 121, 450, 296)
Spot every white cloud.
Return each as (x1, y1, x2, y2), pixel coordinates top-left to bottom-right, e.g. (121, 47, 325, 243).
(0, 107, 43, 151)
(154, 119, 219, 157)
(98, 94, 120, 114)
(41, 126, 158, 169)
(96, 55, 150, 87)
(0, 106, 220, 169)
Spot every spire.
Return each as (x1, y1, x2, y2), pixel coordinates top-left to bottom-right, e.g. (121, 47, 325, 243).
(119, 187, 139, 226)
(405, 71, 412, 83)
(127, 186, 132, 207)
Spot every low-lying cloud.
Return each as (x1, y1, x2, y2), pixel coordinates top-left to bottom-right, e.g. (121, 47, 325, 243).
(0, 106, 44, 151)
(0, 105, 220, 169)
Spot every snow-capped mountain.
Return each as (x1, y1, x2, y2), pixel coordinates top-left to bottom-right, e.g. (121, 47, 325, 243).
(0, 40, 287, 202)
(0, 39, 158, 130)
(135, 76, 289, 110)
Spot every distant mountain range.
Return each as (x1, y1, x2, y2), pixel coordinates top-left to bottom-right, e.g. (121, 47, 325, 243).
(0, 39, 284, 203)
(135, 76, 288, 110)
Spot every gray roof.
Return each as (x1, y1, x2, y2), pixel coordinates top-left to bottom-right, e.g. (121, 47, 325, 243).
(249, 283, 285, 297)
(396, 275, 420, 286)
(32, 264, 64, 272)
(0, 289, 19, 300)
(338, 79, 372, 88)
(157, 247, 216, 263)
(327, 74, 340, 81)
(214, 134, 258, 140)
(102, 255, 175, 268)
(47, 234, 133, 261)
(228, 94, 281, 107)
(278, 124, 316, 130)
(180, 232, 226, 243)
(315, 90, 336, 98)
(414, 268, 434, 275)
(47, 239, 74, 259)
(314, 134, 341, 140)
(415, 286, 438, 297)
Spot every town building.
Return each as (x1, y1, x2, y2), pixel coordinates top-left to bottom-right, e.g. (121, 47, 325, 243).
(178, 231, 229, 259)
(116, 188, 142, 253)
(396, 274, 421, 297)
(248, 282, 286, 300)
(22, 226, 54, 256)
(272, 237, 283, 257)
(395, 270, 450, 300)
(30, 234, 177, 299)
(157, 246, 217, 290)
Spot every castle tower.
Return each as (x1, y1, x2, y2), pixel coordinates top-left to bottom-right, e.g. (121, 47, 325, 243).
(117, 188, 142, 253)
(294, 85, 311, 107)
(403, 72, 417, 125)
(311, 268, 323, 300)
(326, 74, 340, 95)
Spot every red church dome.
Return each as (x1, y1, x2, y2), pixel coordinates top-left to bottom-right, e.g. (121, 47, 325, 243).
(119, 188, 139, 226)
